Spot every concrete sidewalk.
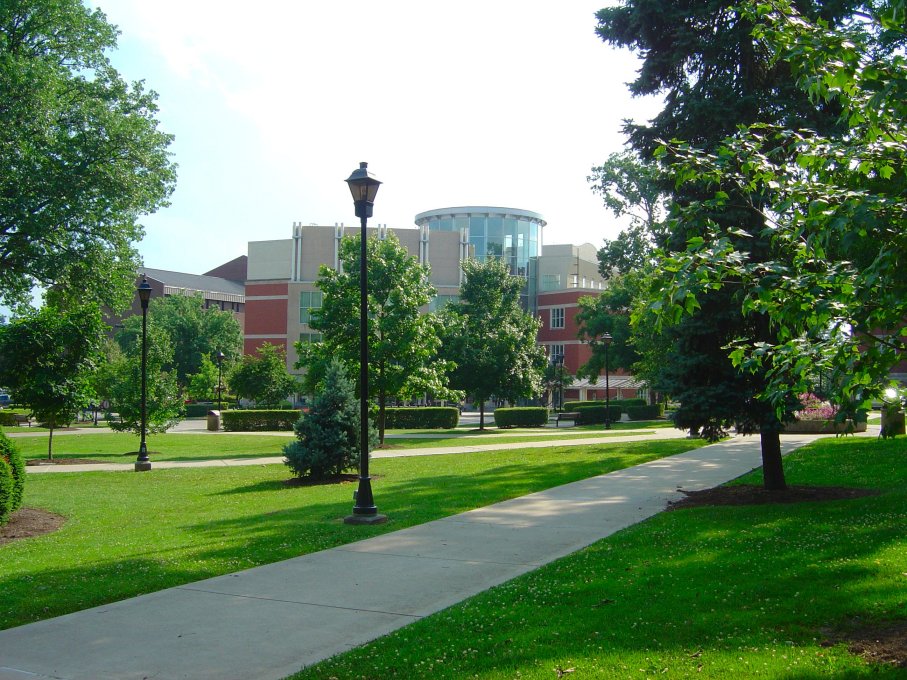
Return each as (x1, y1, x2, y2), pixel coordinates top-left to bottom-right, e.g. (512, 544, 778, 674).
(0, 434, 821, 680)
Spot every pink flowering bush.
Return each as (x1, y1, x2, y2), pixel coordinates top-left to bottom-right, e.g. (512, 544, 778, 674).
(794, 393, 838, 421)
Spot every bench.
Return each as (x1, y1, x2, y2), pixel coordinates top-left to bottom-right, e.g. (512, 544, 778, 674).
(13, 413, 32, 427)
(555, 412, 580, 427)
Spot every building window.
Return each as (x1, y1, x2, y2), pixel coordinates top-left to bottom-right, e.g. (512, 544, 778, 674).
(550, 307, 565, 329)
(300, 291, 323, 325)
(549, 343, 565, 364)
(298, 332, 322, 344)
(541, 273, 561, 291)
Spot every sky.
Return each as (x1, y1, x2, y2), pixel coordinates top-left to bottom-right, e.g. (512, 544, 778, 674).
(93, 0, 663, 276)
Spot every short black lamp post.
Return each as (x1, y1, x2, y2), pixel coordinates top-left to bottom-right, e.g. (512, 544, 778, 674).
(344, 162, 387, 525)
(136, 276, 153, 471)
(215, 350, 226, 412)
(600, 332, 613, 430)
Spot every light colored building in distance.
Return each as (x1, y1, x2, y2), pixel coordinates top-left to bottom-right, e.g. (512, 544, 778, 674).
(245, 223, 467, 374)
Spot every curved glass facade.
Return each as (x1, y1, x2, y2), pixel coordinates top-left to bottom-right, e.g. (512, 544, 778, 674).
(414, 207, 545, 279)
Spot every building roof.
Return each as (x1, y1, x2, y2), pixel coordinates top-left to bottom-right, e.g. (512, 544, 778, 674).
(142, 268, 245, 297)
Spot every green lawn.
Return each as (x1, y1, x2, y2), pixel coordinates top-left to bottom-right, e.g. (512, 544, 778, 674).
(289, 437, 907, 679)
(12, 433, 292, 462)
(0, 438, 706, 630)
(11, 429, 659, 462)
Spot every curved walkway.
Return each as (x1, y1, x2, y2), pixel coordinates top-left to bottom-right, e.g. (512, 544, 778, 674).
(0, 432, 835, 680)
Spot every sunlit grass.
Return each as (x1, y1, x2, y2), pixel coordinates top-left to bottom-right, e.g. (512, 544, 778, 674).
(1, 438, 706, 630)
(289, 437, 907, 679)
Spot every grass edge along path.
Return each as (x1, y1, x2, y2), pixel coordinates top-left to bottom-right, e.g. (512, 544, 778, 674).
(0, 438, 707, 631)
(288, 436, 907, 680)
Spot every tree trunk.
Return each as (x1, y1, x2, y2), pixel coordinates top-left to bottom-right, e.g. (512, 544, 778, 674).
(479, 401, 485, 430)
(760, 428, 786, 490)
(47, 424, 54, 461)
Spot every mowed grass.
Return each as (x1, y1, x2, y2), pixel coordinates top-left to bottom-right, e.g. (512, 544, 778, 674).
(12, 427, 660, 462)
(289, 437, 907, 679)
(12, 432, 292, 462)
(0, 438, 707, 630)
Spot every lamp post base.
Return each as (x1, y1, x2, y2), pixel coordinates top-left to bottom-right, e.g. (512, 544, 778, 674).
(134, 461, 152, 472)
(343, 513, 388, 525)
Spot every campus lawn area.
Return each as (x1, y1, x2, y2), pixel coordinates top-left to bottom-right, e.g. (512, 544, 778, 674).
(289, 437, 907, 679)
(0, 439, 708, 630)
(11, 433, 292, 463)
(10, 428, 660, 462)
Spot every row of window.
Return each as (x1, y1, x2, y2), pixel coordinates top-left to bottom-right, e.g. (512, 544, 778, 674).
(299, 291, 459, 324)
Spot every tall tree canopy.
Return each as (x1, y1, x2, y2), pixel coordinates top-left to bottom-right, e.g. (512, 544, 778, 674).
(117, 293, 242, 387)
(0, 0, 176, 310)
(0, 304, 105, 459)
(439, 258, 545, 429)
(595, 0, 862, 489)
(298, 233, 458, 444)
(650, 0, 907, 415)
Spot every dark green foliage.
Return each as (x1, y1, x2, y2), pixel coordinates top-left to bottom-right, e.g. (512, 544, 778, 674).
(0, 431, 25, 512)
(383, 408, 459, 430)
(626, 404, 665, 420)
(221, 410, 299, 432)
(283, 361, 365, 479)
(184, 403, 215, 418)
(575, 405, 623, 425)
(0, 457, 12, 526)
(0, 0, 176, 311)
(492, 408, 549, 429)
(0, 412, 18, 427)
(563, 399, 645, 411)
(228, 343, 298, 408)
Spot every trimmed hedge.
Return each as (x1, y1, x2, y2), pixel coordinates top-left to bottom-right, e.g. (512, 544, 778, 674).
(0, 412, 17, 427)
(184, 402, 215, 418)
(383, 407, 459, 430)
(222, 410, 300, 432)
(575, 405, 623, 425)
(493, 407, 549, 429)
(0, 429, 24, 526)
(563, 398, 646, 411)
(625, 404, 665, 420)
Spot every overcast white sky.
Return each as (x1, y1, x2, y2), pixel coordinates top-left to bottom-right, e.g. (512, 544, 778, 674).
(94, 0, 663, 275)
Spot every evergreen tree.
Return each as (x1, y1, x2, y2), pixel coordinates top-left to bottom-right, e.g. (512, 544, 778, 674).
(284, 359, 374, 479)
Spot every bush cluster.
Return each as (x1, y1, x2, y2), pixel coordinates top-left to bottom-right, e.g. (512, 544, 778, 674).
(562, 398, 646, 411)
(0, 430, 26, 526)
(222, 410, 299, 431)
(493, 407, 549, 428)
(575, 405, 623, 425)
(383, 407, 459, 430)
(625, 404, 666, 420)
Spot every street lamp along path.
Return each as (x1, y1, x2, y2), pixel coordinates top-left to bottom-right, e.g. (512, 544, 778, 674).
(135, 276, 153, 471)
(344, 162, 388, 525)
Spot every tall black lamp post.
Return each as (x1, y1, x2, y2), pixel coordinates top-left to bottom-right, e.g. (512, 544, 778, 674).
(600, 332, 613, 429)
(215, 350, 225, 412)
(135, 276, 152, 471)
(344, 162, 387, 525)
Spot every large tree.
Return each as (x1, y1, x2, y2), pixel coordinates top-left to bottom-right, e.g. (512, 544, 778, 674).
(595, 0, 859, 488)
(650, 0, 907, 417)
(439, 258, 546, 429)
(0, 305, 105, 459)
(118, 293, 242, 387)
(229, 343, 298, 408)
(297, 233, 458, 444)
(0, 0, 176, 311)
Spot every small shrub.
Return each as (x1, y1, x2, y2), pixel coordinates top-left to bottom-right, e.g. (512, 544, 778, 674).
(284, 360, 371, 479)
(493, 407, 548, 428)
(222, 410, 299, 431)
(184, 402, 214, 418)
(625, 404, 665, 420)
(0, 457, 13, 526)
(383, 407, 459, 429)
(0, 412, 17, 427)
(0, 430, 25, 512)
